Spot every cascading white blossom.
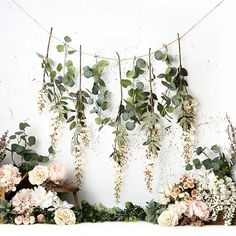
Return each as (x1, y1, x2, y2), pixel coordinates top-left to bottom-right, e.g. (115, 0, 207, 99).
(182, 98, 198, 163)
(197, 170, 236, 225)
(49, 110, 62, 157)
(71, 126, 89, 187)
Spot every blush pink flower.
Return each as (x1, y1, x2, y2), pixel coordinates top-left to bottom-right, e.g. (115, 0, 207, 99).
(185, 200, 210, 221)
(11, 189, 36, 214)
(48, 163, 67, 184)
(0, 164, 21, 192)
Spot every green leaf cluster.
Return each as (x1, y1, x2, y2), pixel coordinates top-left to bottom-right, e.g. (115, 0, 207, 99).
(0, 199, 16, 224)
(83, 60, 110, 129)
(186, 145, 232, 179)
(145, 200, 166, 224)
(154, 50, 174, 65)
(109, 123, 128, 167)
(8, 122, 49, 173)
(75, 200, 146, 223)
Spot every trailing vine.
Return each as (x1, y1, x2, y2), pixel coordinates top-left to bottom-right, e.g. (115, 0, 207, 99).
(37, 31, 78, 157)
(174, 34, 197, 163)
(37, 36, 91, 186)
(141, 49, 161, 192)
(83, 60, 110, 130)
(154, 47, 176, 121)
(154, 37, 197, 164)
(122, 57, 148, 130)
(65, 45, 90, 188)
(109, 52, 129, 203)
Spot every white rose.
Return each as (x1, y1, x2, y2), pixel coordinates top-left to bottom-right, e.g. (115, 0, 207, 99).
(28, 165, 49, 185)
(54, 208, 76, 225)
(158, 210, 179, 227)
(168, 201, 187, 218)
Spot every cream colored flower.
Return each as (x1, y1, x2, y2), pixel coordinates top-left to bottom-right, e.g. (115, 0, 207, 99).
(29, 216, 35, 224)
(158, 209, 179, 226)
(14, 215, 23, 225)
(23, 217, 30, 225)
(168, 201, 187, 218)
(54, 208, 76, 225)
(28, 165, 48, 185)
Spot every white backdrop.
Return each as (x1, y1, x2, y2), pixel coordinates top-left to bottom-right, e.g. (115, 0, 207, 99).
(0, 0, 235, 207)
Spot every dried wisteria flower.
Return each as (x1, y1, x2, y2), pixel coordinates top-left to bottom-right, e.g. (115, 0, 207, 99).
(49, 111, 62, 157)
(37, 87, 47, 113)
(110, 124, 128, 204)
(0, 131, 9, 164)
(226, 114, 236, 162)
(181, 98, 197, 163)
(71, 126, 89, 187)
(144, 126, 161, 192)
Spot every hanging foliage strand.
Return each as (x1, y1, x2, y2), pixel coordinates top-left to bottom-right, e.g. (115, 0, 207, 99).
(83, 59, 111, 130)
(109, 52, 129, 203)
(142, 48, 161, 192)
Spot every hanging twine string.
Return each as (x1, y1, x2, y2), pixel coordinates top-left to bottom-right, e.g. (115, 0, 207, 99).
(9, 0, 225, 61)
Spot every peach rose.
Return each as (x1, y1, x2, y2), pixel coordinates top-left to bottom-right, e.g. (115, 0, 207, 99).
(185, 200, 210, 221)
(48, 163, 67, 184)
(37, 214, 45, 223)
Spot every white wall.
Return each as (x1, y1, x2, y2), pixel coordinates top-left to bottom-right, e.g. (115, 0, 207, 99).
(0, 0, 235, 207)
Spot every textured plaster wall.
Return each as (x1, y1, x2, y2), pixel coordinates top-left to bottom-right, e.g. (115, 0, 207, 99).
(0, 0, 235, 207)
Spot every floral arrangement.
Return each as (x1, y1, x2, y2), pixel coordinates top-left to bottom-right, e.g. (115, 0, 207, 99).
(0, 163, 74, 225)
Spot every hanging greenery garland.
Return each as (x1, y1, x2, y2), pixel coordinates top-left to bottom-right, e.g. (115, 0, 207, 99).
(174, 35, 197, 163)
(109, 53, 129, 203)
(37, 35, 91, 186)
(141, 49, 161, 192)
(64, 45, 91, 187)
(36, 29, 197, 196)
(154, 37, 197, 164)
(83, 60, 111, 130)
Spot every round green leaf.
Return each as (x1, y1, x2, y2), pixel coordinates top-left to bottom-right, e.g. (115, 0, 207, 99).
(56, 45, 64, 52)
(185, 163, 193, 171)
(154, 50, 163, 60)
(122, 112, 129, 121)
(121, 79, 132, 88)
(28, 136, 36, 146)
(126, 70, 136, 78)
(126, 121, 135, 131)
(136, 58, 147, 70)
(136, 82, 144, 90)
(64, 36, 72, 42)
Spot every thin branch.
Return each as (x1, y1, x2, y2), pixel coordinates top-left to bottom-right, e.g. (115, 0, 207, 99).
(79, 45, 82, 94)
(43, 27, 53, 83)
(177, 33, 182, 69)
(76, 45, 83, 123)
(116, 52, 123, 105)
(148, 48, 154, 112)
